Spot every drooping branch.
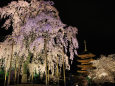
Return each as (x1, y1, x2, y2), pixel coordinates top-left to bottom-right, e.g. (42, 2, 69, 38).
(0, 0, 78, 80)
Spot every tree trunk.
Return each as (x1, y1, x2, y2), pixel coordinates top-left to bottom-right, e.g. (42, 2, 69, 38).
(8, 41, 14, 85)
(62, 48, 66, 86)
(44, 37, 48, 86)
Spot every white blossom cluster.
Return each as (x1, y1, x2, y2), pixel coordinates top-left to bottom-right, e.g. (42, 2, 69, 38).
(0, 0, 78, 76)
(88, 54, 115, 84)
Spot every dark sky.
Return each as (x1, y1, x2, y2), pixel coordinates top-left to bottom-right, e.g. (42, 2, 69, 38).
(0, 0, 114, 55)
(53, 0, 114, 55)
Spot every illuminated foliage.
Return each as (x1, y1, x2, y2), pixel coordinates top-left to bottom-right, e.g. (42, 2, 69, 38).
(0, 0, 78, 76)
(88, 54, 115, 83)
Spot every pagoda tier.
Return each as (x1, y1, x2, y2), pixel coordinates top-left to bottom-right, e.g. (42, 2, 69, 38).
(81, 62, 92, 65)
(78, 53, 95, 59)
(77, 70, 88, 74)
(77, 64, 93, 68)
(76, 40, 96, 75)
(77, 55, 95, 75)
(77, 59, 94, 63)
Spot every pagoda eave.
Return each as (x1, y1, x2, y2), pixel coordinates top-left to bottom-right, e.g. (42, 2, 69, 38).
(77, 70, 89, 74)
(78, 53, 95, 58)
(77, 59, 94, 63)
(77, 65, 93, 68)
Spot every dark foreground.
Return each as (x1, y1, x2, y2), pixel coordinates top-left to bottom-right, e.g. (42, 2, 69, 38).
(9, 84, 58, 86)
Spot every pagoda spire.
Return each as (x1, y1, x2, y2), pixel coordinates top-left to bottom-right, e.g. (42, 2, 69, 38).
(84, 40, 87, 52)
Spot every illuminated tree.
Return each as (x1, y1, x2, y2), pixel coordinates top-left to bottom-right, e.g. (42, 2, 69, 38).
(0, 0, 78, 84)
(88, 54, 115, 84)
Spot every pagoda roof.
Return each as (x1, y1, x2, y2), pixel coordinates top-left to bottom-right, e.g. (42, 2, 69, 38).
(81, 67, 90, 70)
(77, 70, 89, 74)
(77, 64, 93, 68)
(78, 52, 95, 58)
(81, 62, 92, 65)
(77, 59, 94, 63)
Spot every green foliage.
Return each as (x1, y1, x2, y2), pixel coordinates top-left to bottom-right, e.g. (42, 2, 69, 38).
(34, 71, 41, 79)
(0, 69, 4, 75)
(38, 71, 41, 79)
(34, 73, 38, 78)
(27, 51, 33, 63)
(23, 51, 33, 74)
(23, 63, 28, 74)
(6, 72, 9, 77)
(0, 69, 5, 80)
(42, 72, 45, 81)
(86, 76, 91, 84)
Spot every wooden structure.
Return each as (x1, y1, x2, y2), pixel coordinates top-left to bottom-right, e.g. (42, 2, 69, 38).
(77, 40, 95, 75)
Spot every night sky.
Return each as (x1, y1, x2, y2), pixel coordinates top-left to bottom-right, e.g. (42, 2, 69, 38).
(53, 0, 114, 55)
(0, 0, 114, 55)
